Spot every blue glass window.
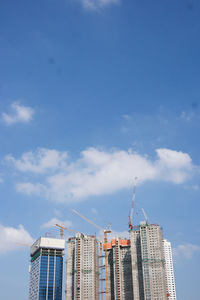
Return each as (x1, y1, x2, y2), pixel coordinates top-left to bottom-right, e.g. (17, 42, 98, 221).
(38, 255, 63, 300)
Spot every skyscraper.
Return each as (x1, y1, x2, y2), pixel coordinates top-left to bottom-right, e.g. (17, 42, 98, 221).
(130, 222, 167, 300)
(29, 237, 65, 300)
(66, 233, 99, 300)
(163, 239, 177, 300)
(106, 238, 133, 300)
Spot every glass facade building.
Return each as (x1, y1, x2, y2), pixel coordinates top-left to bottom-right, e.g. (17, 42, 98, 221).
(29, 237, 65, 300)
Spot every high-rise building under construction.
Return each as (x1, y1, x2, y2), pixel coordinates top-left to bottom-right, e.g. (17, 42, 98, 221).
(106, 238, 133, 300)
(65, 233, 99, 300)
(163, 239, 177, 300)
(105, 227, 167, 300)
(130, 222, 167, 300)
(65, 224, 174, 300)
(105, 223, 168, 300)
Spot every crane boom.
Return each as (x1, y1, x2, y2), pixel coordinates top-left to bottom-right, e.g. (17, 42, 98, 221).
(54, 223, 78, 239)
(71, 209, 103, 231)
(128, 177, 138, 230)
(141, 208, 149, 224)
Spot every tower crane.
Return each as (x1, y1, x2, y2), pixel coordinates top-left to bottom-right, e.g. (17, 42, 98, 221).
(71, 209, 111, 300)
(141, 208, 149, 225)
(128, 177, 138, 230)
(54, 223, 78, 239)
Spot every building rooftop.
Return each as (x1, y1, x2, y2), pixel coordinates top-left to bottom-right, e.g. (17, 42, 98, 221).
(30, 237, 65, 255)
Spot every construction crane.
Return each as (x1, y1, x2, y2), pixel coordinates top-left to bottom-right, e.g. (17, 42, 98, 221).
(128, 177, 138, 230)
(141, 208, 149, 225)
(71, 209, 111, 300)
(54, 223, 78, 239)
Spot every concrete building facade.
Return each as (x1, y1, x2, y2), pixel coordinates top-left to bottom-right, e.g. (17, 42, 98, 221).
(65, 225, 175, 300)
(163, 239, 177, 300)
(106, 238, 133, 300)
(130, 223, 167, 300)
(66, 234, 99, 300)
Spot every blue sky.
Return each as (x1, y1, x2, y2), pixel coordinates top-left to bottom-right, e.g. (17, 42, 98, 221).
(0, 0, 200, 299)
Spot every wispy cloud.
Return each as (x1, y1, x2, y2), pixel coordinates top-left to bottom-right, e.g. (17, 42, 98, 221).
(79, 0, 120, 11)
(173, 243, 200, 259)
(54, 209, 62, 217)
(180, 111, 194, 122)
(5, 147, 197, 203)
(41, 218, 72, 229)
(0, 224, 34, 254)
(5, 148, 68, 173)
(91, 208, 98, 214)
(1, 102, 34, 125)
(183, 184, 200, 191)
(122, 114, 132, 120)
(16, 182, 46, 196)
(192, 184, 200, 191)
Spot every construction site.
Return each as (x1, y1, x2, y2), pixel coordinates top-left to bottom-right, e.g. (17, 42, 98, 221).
(29, 180, 177, 300)
(62, 180, 176, 300)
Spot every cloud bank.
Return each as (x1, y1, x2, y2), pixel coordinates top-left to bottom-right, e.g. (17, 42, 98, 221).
(5, 147, 197, 203)
(0, 224, 34, 254)
(1, 102, 34, 125)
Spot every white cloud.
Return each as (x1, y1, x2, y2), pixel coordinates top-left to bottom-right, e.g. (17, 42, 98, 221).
(41, 218, 72, 229)
(155, 148, 193, 184)
(0, 224, 34, 254)
(1, 102, 34, 125)
(16, 182, 46, 195)
(5, 148, 68, 173)
(6, 147, 197, 203)
(173, 243, 200, 259)
(80, 0, 119, 10)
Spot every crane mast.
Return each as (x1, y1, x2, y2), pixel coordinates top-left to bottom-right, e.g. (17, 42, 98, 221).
(54, 223, 78, 239)
(128, 177, 138, 230)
